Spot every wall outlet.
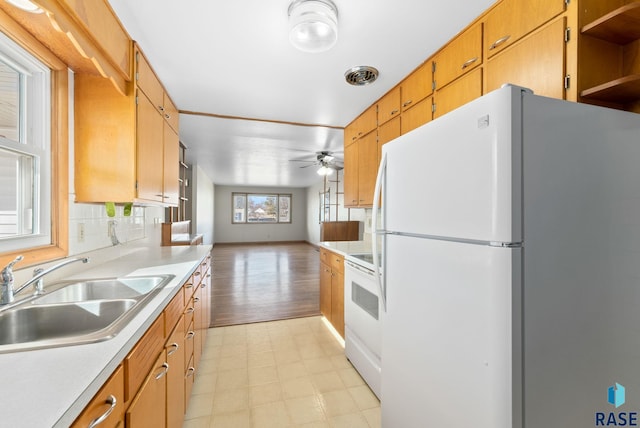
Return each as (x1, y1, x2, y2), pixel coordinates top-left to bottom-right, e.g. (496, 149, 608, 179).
(78, 223, 85, 243)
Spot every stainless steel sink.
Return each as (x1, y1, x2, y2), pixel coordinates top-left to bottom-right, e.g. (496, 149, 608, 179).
(0, 274, 175, 353)
(33, 276, 172, 304)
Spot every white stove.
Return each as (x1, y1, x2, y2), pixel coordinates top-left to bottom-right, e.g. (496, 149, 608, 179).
(344, 252, 382, 398)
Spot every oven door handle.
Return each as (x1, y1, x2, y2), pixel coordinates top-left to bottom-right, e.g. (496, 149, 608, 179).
(345, 260, 376, 277)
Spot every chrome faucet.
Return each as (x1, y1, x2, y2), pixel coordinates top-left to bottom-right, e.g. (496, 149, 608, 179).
(0, 256, 90, 305)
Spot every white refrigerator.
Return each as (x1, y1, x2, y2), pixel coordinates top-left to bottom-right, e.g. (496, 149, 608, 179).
(372, 85, 640, 428)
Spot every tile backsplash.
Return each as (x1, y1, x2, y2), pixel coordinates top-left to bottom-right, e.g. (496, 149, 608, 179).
(68, 195, 165, 256)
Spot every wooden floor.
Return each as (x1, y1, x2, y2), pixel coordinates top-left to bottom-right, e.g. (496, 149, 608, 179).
(210, 242, 321, 327)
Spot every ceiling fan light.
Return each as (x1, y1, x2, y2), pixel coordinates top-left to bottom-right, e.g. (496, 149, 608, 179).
(4, 0, 43, 13)
(288, 0, 338, 53)
(317, 165, 334, 176)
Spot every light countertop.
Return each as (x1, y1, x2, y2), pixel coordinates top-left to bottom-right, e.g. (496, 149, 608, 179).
(0, 244, 212, 428)
(319, 240, 374, 257)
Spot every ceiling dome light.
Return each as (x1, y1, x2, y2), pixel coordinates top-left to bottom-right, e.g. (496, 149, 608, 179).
(4, 0, 43, 13)
(288, 0, 338, 53)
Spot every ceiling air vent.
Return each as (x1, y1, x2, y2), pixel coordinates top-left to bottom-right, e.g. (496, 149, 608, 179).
(344, 66, 379, 86)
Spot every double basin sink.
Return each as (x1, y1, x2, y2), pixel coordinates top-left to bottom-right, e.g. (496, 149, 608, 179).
(0, 275, 174, 353)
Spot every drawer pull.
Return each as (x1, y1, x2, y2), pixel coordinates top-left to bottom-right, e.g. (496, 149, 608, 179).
(194, 272, 201, 276)
(489, 35, 510, 50)
(186, 331, 195, 339)
(158, 105, 165, 111)
(390, 109, 399, 115)
(167, 342, 179, 356)
(155, 362, 170, 380)
(461, 57, 478, 69)
(194, 297, 200, 303)
(185, 307, 195, 314)
(184, 283, 194, 289)
(403, 100, 413, 107)
(186, 367, 196, 377)
(87, 395, 116, 428)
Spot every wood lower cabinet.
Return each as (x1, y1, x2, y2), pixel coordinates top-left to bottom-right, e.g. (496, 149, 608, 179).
(165, 317, 186, 428)
(319, 248, 345, 337)
(486, 17, 567, 100)
(70, 365, 124, 428)
(126, 351, 168, 428)
(73, 254, 212, 428)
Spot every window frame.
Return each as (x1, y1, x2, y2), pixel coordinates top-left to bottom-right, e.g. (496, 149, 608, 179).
(232, 193, 293, 224)
(0, 12, 68, 269)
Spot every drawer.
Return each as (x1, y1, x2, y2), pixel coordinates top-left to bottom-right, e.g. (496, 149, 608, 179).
(124, 314, 165, 402)
(70, 365, 124, 428)
(184, 320, 195, 371)
(330, 252, 344, 274)
(164, 290, 185, 339)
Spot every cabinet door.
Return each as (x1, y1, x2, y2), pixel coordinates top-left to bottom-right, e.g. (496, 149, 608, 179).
(136, 90, 165, 203)
(486, 18, 566, 100)
(485, 0, 565, 57)
(163, 92, 179, 133)
(378, 116, 401, 161)
(331, 269, 345, 338)
(357, 131, 378, 207)
(377, 86, 401, 125)
(401, 97, 433, 134)
(163, 122, 180, 206)
(166, 319, 185, 428)
(343, 142, 359, 207)
(434, 68, 482, 119)
(70, 365, 124, 428)
(126, 351, 168, 428)
(320, 262, 332, 319)
(401, 61, 433, 111)
(434, 23, 483, 90)
(136, 48, 164, 113)
(357, 104, 378, 138)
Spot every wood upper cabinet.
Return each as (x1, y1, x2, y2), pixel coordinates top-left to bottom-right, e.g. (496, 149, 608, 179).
(378, 116, 401, 160)
(484, 0, 566, 57)
(136, 49, 164, 114)
(401, 97, 432, 135)
(136, 90, 165, 203)
(486, 17, 567, 100)
(434, 68, 482, 119)
(343, 141, 359, 207)
(346, 105, 377, 144)
(377, 86, 401, 125)
(74, 44, 180, 205)
(356, 131, 379, 207)
(434, 22, 483, 90)
(70, 365, 124, 428)
(401, 61, 433, 111)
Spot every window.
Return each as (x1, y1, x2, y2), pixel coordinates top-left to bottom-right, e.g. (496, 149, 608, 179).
(232, 193, 292, 224)
(0, 32, 51, 251)
(0, 15, 68, 268)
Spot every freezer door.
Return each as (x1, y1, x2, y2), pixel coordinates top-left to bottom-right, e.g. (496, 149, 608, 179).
(382, 86, 524, 244)
(381, 235, 522, 428)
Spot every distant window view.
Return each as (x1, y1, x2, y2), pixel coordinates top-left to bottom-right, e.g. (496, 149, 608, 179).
(232, 193, 292, 224)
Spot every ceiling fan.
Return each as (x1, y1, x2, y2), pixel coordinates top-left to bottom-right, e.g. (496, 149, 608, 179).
(290, 151, 344, 175)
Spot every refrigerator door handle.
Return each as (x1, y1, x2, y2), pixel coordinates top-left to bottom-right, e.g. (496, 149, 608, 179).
(372, 152, 387, 312)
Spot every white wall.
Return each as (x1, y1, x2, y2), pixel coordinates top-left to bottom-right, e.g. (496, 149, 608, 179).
(214, 185, 307, 243)
(193, 165, 215, 245)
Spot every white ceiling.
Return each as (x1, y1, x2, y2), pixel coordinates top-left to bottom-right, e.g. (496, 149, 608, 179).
(108, 0, 495, 187)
